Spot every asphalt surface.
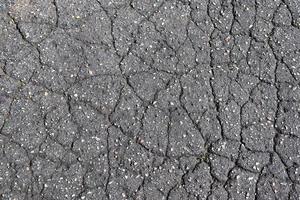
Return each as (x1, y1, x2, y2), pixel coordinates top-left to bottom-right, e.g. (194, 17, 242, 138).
(0, 0, 300, 199)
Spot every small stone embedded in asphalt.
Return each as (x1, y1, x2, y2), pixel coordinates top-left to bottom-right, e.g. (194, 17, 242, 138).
(0, 0, 300, 199)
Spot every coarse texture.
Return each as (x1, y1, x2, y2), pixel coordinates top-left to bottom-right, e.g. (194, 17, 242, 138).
(0, 0, 300, 199)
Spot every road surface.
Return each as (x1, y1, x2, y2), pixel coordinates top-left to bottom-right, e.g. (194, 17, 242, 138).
(0, 0, 300, 199)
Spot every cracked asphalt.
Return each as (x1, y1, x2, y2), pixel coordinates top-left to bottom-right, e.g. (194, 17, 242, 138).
(0, 0, 300, 199)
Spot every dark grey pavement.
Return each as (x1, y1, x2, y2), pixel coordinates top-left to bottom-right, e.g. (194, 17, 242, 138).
(1, 0, 300, 199)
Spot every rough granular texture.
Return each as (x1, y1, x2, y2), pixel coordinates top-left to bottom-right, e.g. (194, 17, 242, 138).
(0, 0, 300, 199)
